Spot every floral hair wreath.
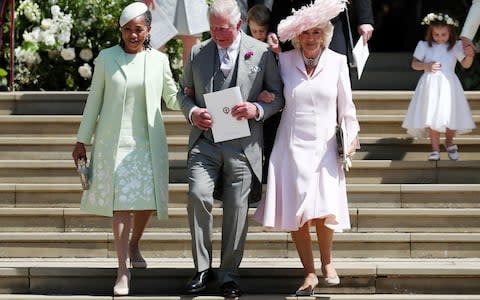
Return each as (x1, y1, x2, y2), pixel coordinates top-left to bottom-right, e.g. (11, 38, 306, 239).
(421, 13, 459, 28)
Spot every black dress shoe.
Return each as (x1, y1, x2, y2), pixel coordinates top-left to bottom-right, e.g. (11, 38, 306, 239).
(220, 281, 241, 298)
(185, 269, 214, 294)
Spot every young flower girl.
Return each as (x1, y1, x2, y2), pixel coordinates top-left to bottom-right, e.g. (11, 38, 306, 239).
(402, 13, 476, 161)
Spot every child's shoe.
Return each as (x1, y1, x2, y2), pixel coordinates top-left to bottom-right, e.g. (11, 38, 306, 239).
(444, 144, 459, 161)
(428, 151, 440, 161)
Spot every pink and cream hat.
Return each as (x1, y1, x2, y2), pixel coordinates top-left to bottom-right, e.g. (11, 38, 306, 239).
(119, 2, 148, 27)
(277, 0, 347, 42)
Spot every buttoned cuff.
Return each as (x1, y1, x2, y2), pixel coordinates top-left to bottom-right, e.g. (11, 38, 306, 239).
(253, 103, 264, 121)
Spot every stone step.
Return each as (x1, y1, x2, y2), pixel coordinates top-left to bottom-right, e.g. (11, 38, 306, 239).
(2, 136, 480, 161)
(0, 258, 479, 295)
(2, 183, 479, 209)
(352, 91, 480, 115)
(357, 136, 480, 160)
(357, 115, 480, 135)
(1, 160, 480, 184)
(0, 231, 479, 259)
(0, 136, 188, 160)
(1, 207, 479, 233)
(1, 296, 480, 300)
(2, 91, 480, 115)
(0, 113, 479, 137)
(0, 115, 189, 137)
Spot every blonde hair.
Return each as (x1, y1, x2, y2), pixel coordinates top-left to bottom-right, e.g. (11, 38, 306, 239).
(291, 22, 334, 49)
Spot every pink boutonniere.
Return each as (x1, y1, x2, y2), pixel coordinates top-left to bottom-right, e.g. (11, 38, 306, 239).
(244, 51, 254, 60)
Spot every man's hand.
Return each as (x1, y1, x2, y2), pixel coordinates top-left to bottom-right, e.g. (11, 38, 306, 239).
(232, 102, 258, 120)
(358, 24, 374, 45)
(191, 108, 213, 131)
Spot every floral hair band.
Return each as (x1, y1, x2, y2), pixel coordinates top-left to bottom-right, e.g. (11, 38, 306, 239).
(421, 13, 459, 28)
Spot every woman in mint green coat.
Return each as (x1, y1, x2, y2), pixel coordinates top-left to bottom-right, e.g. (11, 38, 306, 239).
(71, 2, 180, 296)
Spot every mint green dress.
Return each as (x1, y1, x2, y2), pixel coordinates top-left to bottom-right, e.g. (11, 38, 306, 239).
(77, 46, 180, 219)
(113, 52, 156, 211)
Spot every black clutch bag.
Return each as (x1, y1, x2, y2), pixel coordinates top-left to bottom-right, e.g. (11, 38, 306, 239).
(335, 124, 344, 158)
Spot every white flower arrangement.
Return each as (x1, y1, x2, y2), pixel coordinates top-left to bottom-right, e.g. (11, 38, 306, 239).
(78, 63, 92, 79)
(79, 48, 93, 61)
(17, 0, 41, 22)
(421, 12, 459, 27)
(60, 47, 76, 61)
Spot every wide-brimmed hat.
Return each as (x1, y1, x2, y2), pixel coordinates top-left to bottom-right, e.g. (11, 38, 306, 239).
(277, 0, 347, 42)
(119, 2, 148, 27)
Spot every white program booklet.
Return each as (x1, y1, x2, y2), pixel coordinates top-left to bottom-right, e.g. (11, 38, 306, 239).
(203, 86, 251, 143)
(352, 37, 370, 80)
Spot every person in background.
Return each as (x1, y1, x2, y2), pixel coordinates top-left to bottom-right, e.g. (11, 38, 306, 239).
(144, 0, 209, 65)
(254, 0, 360, 296)
(460, 0, 480, 52)
(236, 0, 273, 32)
(178, 0, 284, 298)
(247, 4, 271, 43)
(71, 2, 180, 296)
(402, 13, 475, 161)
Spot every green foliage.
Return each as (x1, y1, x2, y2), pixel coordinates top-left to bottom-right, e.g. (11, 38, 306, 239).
(4, 0, 132, 90)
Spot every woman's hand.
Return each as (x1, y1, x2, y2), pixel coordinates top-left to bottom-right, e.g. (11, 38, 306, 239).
(267, 32, 282, 54)
(72, 142, 87, 167)
(257, 90, 275, 103)
(346, 137, 358, 157)
(144, 0, 155, 9)
(184, 87, 195, 97)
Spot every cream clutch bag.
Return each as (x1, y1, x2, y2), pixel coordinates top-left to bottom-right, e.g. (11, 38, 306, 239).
(77, 158, 89, 190)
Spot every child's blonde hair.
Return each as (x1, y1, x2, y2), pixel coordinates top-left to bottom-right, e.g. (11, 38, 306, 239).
(247, 4, 270, 27)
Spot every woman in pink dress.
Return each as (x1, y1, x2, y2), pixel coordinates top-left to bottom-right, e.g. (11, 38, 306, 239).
(253, 0, 360, 296)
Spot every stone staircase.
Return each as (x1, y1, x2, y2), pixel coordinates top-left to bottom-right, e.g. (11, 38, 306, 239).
(0, 91, 479, 299)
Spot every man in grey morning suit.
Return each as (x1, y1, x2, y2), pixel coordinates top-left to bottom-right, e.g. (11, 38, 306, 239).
(178, 0, 284, 297)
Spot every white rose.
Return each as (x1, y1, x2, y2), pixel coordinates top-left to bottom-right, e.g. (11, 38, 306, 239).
(41, 18, 52, 30)
(51, 5, 61, 17)
(79, 48, 93, 61)
(23, 27, 40, 43)
(60, 47, 75, 61)
(42, 32, 56, 46)
(57, 31, 71, 44)
(78, 63, 92, 79)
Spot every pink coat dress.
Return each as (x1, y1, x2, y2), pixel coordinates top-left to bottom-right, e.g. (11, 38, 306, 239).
(253, 48, 360, 232)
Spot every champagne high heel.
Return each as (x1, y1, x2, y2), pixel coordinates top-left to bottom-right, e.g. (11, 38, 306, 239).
(295, 275, 318, 296)
(113, 270, 131, 296)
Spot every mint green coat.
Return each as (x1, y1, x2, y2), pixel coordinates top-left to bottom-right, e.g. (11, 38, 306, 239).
(76, 45, 180, 219)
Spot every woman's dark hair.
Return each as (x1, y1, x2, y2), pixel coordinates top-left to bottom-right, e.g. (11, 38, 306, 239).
(142, 10, 152, 50)
(120, 10, 152, 50)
